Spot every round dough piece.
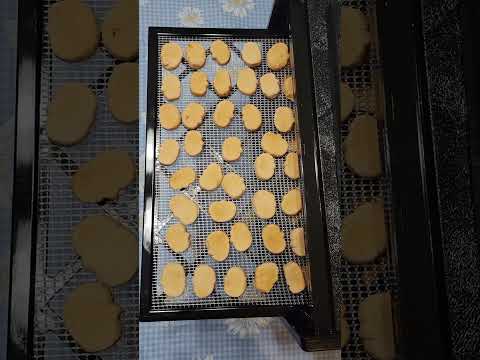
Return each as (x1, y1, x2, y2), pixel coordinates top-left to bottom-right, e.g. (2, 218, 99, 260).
(161, 262, 186, 297)
(255, 153, 275, 181)
(252, 190, 276, 219)
(214, 100, 235, 128)
(184, 130, 204, 156)
(213, 69, 232, 97)
(344, 115, 382, 177)
(283, 76, 295, 101)
(230, 222, 252, 252)
(47, 0, 98, 62)
(284, 152, 300, 180)
(185, 42, 206, 69)
(206, 231, 230, 261)
(274, 106, 295, 133)
(342, 201, 387, 264)
(340, 7, 371, 67)
(267, 42, 289, 71)
(237, 68, 257, 96)
(341, 306, 351, 348)
(262, 224, 286, 254)
(108, 62, 139, 123)
(161, 73, 181, 101)
(159, 103, 181, 130)
(261, 132, 288, 157)
(47, 83, 96, 145)
(169, 194, 199, 225)
(182, 103, 205, 129)
(222, 136, 242, 162)
(283, 261, 306, 294)
(209, 201, 236, 223)
(161, 41, 183, 70)
(101, 0, 138, 61)
(199, 163, 223, 190)
(210, 39, 230, 65)
(190, 71, 209, 97)
(255, 262, 279, 293)
(260, 73, 280, 99)
(169, 167, 196, 190)
(224, 267, 247, 297)
(64, 283, 121, 353)
(241, 42, 262, 67)
(193, 264, 216, 298)
(158, 139, 180, 165)
(340, 82, 355, 122)
(165, 223, 190, 253)
(242, 104, 262, 131)
(290, 227, 306, 256)
(222, 172, 246, 199)
(281, 188, 302, 216)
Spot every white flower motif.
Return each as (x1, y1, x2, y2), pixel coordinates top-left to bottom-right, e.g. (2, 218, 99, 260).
(178, 6, 204, 27)
(224, 317, 272, 338)
(221, 0, 255, 18)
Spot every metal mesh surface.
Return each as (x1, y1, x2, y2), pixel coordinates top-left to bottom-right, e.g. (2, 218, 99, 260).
(151, 34, 312, 310)
(33, 0, 139, 358)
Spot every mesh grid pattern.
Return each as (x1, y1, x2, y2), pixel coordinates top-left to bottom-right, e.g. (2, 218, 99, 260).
(151, 34, 312, 310)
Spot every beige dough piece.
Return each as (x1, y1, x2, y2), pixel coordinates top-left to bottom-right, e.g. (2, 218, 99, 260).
(274, 106, 295, 133)
(72, 215, 138, 286)
(199, 163, 223, 190)
(222, 172, 246, 199)
(101, 0, 138, 61)
(340, 82, 355, 122)
(64, 283, 121, 353)
(72, 150, 135, 203)
(237, 68, 257, 96)
(184, 130, 204, 156)
(169, 194, 199, 225)
(158, 139, 180, 165)
(262, 224, 286, 254)
(161, 41, 183, 70)
(283, 261, 306, 294)
(206, 231, 230, 261)
(255, 153, 275, 180)
(47, 83, 96, 145)
(182, 103, 205, 129)
(255, 262, 279, 293)
(169, 167, 196, 190)
(267, 42, 289, 71)
(290, 227, 306, 257)
(230, 222, 252, 252)
(283, 76, 295, 101)
(161, 262, 186, 297)
(261, 132, 288, 157)
(342, 201, 387, 264)
(161, 73, 181, 101)
(209, 201, 236, 223)
(107, 62, 139, 123)
(214, 100, 235, 128)
(260, 73, 280, 99)
(159, 103, 181, 130)
(344, 115, 382, 177)
(281, 188, 302, 216)
(222, 136, 243, 162)
(242, 104, 262, 131)
(190, 71, 209, 97)
(359, 292, 395, 360)
(165, 223, 190, 253)
(210, 39, 230, 65)
(185, 42, 206, 69)
(340, 7, 371, 67)
(341, 305, 351, 348)
(284, 152, 300, 180)
(252, 190, 276, 219)
(193, 264, 216, 298)
(224, 267, 247, 297)
(241, 42, 262, 67)
(47, 0, 98, 62)
(213, 69, 232, 97)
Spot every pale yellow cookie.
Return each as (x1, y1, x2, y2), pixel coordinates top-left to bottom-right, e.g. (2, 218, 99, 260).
(161, 262, 185, 297)
(255, 153, 275, 180)
(209, 201, 236, 222)
(213, 100, 235, 128)
(260, 73, 280, 99)
(237, 68, 257, 96)
(274, 107, 295, 133)
(283, 76, 295, 101)
(267, 42, 289, 71)
(261, 132, 288, 157)
(340, 81, 355, 122)
(185, 42, 206, 69)
(169, 167, 196, 190)
(281, 188, 302, 216)
(230, 222, 252, 252)
(107, 62, 139, 123)
(340, 7, 370, 67)
(161, 73, 181, 101)
(224, 267, 247, 297)
(255, 262, 279, 293)
(182, 103, 205, 129)
(184, 130, 204, 156)
(252, 190, 276, 219)
(169, 194, 199, 225)
(210, 39, 230, 65)
(213, 69, 232, 97)
(158, 138, 180, 165)
(283, 261, 306, 294)
(206, 231, 230, 261)
(262, 224, 286, 254)
(199, 163, 223, 190)
(165, 223, 190, 253)
(190, 71, 208, 97)
(241, 104, 262, 131)
(222, 172, 245, 199)
(284, 152, 300, 180)
(241, 42, 261, 67)
(161, 41, 182, 70)
(222, 136, 242, 162)
(193, 264, 216, 298)
(290, 227, 305, 256)
(159, 103, 181, 130)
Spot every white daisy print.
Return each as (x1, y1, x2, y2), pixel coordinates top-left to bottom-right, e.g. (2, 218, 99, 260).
(178, 6, 205, 27)
(224, 317, 272, 338)
(221, 0, 255, 18)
